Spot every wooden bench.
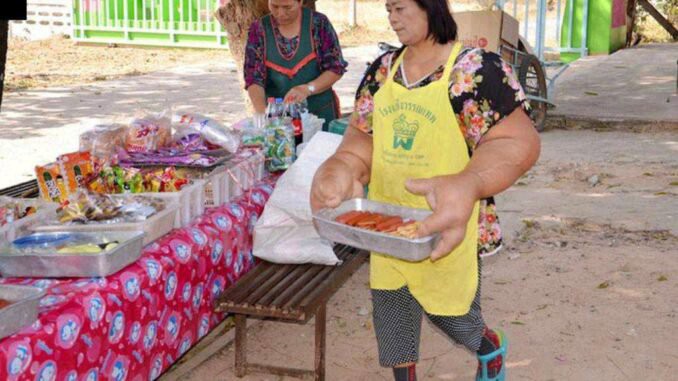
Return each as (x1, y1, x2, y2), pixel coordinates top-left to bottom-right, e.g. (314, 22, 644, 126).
(214, 245, 367, 381)
(0, 180, 39, 198)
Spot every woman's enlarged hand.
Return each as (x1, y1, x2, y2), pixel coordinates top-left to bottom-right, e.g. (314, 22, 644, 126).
(284, 85, 312, 104)
(310, 158, 364, 213)
(405, 172, 483, 262)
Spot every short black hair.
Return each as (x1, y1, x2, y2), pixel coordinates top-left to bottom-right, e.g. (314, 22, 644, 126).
(412, 0, 457, 44)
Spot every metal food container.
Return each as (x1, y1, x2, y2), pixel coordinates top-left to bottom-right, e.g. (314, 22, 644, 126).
(32, 204, 177, 245)
(313, 198, 439, 262)
(0, 231, 145, 278)
(0, 284, 44, 340)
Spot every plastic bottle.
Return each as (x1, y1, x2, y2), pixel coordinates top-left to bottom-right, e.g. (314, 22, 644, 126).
(287, 102, 303, 146)
(273, 98, 285, 126)
(265, 97, 276, 122)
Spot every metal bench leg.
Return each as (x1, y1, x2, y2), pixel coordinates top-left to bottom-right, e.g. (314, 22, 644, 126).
(235, 314, 247, 378)
(314, 304, 326, 381)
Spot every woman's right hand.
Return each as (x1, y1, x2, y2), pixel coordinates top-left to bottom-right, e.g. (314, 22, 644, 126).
(310, 158, 364, 213)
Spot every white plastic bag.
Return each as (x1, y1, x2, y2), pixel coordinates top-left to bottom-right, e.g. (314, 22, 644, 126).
(173, 112, 241, 153)
(253, 132, 343, 265)
(302, 112, 325, 143)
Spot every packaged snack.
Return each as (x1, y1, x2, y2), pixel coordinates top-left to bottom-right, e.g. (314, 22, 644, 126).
(126, 118, 161, 152)
(235, 117, 265, 148)
(79, 124, 127, 171)
(55, 191, 164, 224)
(89, 166, 143, 194)
(173, 112, 241, 153)
(58, 151, 94, 193)
(36, 163, 68, 203)
(88, 166, 189, 194)
(0, 197, 38, 227)
(264, 118, 295, 172)
(125, 110, 172, 153)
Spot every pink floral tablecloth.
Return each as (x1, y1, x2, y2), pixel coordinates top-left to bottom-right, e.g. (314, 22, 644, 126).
(0, 177, 276, 381)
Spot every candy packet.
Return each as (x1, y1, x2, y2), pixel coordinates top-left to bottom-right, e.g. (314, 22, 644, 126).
(79, 123, 127, 171)
(125, 109, 172, 152)
(36, 163, 68, 203)
(58, 151, 94, 193)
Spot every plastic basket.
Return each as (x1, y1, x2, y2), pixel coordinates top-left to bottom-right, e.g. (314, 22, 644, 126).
(133, 180, 206, 228)
(328, 117, 350, 136)
(203, 150, 265, 207)
(0, 200, 59, 244)
(203, 166, 229, 207)
(227, 150, 265, 199)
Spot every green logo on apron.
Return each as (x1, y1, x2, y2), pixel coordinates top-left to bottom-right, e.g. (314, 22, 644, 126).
(392, 114, 419, 150)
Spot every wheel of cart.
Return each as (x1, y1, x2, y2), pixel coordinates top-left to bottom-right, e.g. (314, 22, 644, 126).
(518, 53, 548, 132)
(502, 42, 549, 132)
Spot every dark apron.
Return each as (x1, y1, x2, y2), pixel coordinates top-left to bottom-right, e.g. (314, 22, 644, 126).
(262, 7, 339, 131)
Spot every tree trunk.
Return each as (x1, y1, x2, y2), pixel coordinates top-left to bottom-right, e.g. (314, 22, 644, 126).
(215, 0, 316, 112)
(0, 21, 9, 112)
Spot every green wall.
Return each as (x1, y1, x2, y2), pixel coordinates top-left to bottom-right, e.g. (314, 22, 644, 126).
(560, 0, 627, 62)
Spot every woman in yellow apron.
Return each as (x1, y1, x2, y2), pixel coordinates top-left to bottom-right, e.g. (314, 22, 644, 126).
(311, 0, 540, 379)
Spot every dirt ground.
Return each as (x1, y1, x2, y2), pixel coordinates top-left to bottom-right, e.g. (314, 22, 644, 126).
(174, 130, 677, 381)
(4, 36, 234, 91)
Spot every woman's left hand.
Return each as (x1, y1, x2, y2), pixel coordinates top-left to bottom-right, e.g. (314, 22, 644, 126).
(405, 172, 483, 262)
(284, 85, 312, 104)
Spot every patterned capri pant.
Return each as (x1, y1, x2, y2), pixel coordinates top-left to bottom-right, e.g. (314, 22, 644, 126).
(371, 262, 485, 367)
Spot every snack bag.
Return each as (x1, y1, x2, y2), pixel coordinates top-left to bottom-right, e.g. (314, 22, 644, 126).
(79, 124, 127, 171)
(235, 117, 265, 148)
(36, 163, 68, 203)
(125, 109, 172, 152)
(58, 151, 94, 193)
(91, 166, 144, 194)
(173, 112, 241, 153)
(126, 118, 161, 152)
(142, 167, 188, 193)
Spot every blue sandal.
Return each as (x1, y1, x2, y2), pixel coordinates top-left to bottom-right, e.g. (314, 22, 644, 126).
(476, 329, 507, 381)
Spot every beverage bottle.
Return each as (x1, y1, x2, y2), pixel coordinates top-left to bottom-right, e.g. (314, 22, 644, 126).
(273, 98, 285, 126)
(265, 97, 276, 125)
(288, 102, 303, 146)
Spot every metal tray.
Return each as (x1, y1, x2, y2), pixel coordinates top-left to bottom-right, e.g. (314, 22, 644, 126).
(0, 284, 44, 340)
(313, 198, 440, 262)
(124, 153, 232, 169)
(33, 204, 177, 245)
(0, 231, 145, 278)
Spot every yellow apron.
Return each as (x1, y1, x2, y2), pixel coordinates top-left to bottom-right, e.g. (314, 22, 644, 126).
(369, 43, 480, 316)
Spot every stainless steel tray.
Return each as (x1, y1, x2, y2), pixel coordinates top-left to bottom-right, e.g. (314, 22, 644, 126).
(313, 198, 439, 262)
(33, 204, 177, 245)
(0, 284, 44, 340)
(0, 231, 145, 278)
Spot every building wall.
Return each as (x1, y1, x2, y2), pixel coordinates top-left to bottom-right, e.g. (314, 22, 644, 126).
(10, 0, 72, 40)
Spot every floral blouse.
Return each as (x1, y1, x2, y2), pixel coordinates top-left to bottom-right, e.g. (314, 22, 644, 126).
(352, 47, 531, 256)
(244, 10, 348, 89)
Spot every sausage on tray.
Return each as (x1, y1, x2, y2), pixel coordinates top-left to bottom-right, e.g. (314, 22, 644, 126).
(335, 211, 420, 239)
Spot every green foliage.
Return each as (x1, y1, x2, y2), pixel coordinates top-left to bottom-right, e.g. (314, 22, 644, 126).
(635, 0, 678, 42)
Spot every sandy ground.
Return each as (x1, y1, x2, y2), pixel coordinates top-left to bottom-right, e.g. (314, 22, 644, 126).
(4, 36, 233, 92)
(175, 130, 677, 381)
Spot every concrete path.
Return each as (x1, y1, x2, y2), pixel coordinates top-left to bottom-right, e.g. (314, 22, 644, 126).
(547, 43, 678, 131)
